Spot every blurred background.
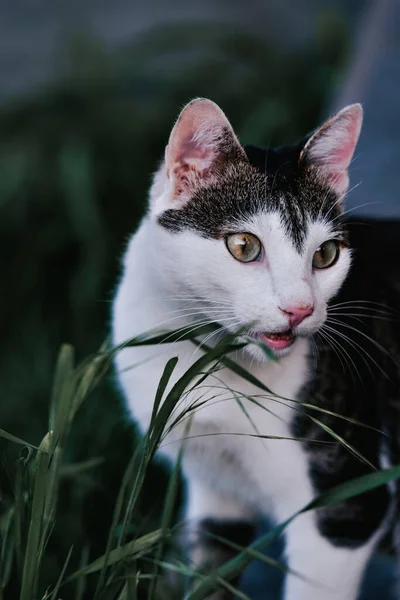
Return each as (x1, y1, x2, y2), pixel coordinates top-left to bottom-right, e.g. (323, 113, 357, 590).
(0, 0, 398, 597)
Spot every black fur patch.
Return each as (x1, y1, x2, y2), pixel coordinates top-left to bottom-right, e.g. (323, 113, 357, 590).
(291, 220, 400, 547)
(199, 518, 256, 551)
(157, 143, 346, 252)
(195, 518, 256, 599)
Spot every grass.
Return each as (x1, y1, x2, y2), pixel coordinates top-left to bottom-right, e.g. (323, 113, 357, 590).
(1, 326, 400, 600)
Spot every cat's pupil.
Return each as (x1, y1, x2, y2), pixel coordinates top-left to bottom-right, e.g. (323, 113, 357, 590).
(226, 233, 261, 263)
(239, 237, 247, 254)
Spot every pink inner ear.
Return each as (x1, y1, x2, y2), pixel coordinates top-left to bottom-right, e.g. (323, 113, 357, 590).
(319, 115, 361, 172)
(318, 128, 357, 194)
(165, 98, 247, 198)
(172, 136, 215, 179)
(303, 104, 363, 196)
(328, 135, 357, 171)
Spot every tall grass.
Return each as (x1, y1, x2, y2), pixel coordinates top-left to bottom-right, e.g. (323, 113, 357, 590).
(1, 326, 399, 600)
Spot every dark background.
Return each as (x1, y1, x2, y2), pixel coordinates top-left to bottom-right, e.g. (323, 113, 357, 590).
(0, 0, 398, 597)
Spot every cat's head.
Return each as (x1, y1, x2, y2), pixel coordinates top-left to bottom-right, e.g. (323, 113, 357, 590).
(149, 98, 362, 360)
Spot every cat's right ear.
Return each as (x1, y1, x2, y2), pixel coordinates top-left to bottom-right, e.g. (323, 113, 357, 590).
(299, 104, 363, 197)
(164, 98, 247, 202)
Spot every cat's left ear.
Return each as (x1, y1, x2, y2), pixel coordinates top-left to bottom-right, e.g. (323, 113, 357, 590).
(299, 104, 363, 197)
(165, 98, 248, 200)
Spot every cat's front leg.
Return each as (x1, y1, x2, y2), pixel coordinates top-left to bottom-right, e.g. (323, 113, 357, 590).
(184, 478, 257, 600)
(283, 510, 384, 600)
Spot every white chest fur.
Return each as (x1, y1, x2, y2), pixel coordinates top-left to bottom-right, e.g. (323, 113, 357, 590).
(113, 223, 316, 523)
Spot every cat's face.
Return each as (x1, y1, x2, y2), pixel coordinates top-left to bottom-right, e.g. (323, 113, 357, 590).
(150, 99, 362, 360)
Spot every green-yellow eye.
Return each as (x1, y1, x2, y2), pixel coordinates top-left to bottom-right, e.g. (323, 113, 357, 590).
(226, 233, 261, 263)
(312, 240, 340, 269)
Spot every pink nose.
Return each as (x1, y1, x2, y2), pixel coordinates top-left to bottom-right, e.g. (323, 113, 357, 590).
(280, 305, 314, 328)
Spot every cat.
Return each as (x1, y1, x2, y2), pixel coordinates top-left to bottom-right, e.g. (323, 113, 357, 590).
(112, 98, 400, 599)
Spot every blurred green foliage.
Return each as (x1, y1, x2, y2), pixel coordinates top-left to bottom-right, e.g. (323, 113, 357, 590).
(0, 14, 348, 598)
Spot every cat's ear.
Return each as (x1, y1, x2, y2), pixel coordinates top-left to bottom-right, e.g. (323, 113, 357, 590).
(165, 98, 247, 199)
(299, 104, 363, 197)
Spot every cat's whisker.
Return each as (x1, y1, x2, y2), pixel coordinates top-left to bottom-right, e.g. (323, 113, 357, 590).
(149, 303, 233, 316)
(309, 336, 320, 371)
(328, 300, 399, 318)
(263, 144, 269, 207)
(165, 390, 230, 433)
(318, 184, 339, 222)
(188, 317, 243, 362)
(320, 326, 363, 384)
(160, 313, 239, 351)
(324, 182, 363, 223)
(323, 322, 390, 380)
(141, 308, 236, 335)
(161, 320, 219, 347)
(331, 199, 384, 223)
(323, 323, 377, 381)
(322, 189, 348, 223)
(328, 306, 394, 316)
(329, 299, 397, 311)
(149, 295, 234, 307)
(328, 311, 395, 323)
(315, 329, 348, 376)
(326, 317, 394, 362)
(168, 393, 231, 428)
(189, 327, 231, 361)
(318, 326, 360, 384)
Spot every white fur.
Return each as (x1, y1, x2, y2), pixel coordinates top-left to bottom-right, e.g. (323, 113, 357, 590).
(112, 168, 381, 598)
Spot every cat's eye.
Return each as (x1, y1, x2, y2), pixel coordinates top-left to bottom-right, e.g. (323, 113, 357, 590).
(226, 233, 262, 263)
(312, 240, 340, 269)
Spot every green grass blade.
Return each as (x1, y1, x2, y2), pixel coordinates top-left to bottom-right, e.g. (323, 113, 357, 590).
(49, 545, 73, 600)
(240, 335, 276, 361)
(95, 445, 144, 597)
(13, 451, 29, 578)
(127, 572, 137, 600)
(45, 347, 109, 549)
(149, 357, 179, 430)
(60, 457, 104, 478)
(205, 530, 290, 574)
(215, 577, 251, 600)
(116, 445, 147, 549)
(148, 337, 244, 456)
(0, 429, 37, 449)
(147, 427, 186, 600)
(20, 432, 52, 600)
(75, 545, 90, 600)
(111, 358, 179, 562)
(49, 344, 75, 433)
(303, 464, 400, 512)
(307, 415, 376, 470)
(72, 354, 108, 415)
(115, 582, 128, 600)
(120, 323, 221, 349)
(67, 530, 167, 581)
(0, 507, 15, 591)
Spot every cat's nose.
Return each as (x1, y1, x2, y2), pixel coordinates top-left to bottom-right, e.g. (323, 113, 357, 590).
(279, 304, 314, 328)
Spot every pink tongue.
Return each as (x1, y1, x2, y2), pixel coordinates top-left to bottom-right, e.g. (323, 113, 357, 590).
(261, 332, 294, 349)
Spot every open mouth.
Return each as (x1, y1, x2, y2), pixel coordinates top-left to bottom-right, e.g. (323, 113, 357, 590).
(256, 330, 295, 350)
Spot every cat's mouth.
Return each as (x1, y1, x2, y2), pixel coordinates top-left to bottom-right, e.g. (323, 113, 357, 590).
(255, 330, 295, 350)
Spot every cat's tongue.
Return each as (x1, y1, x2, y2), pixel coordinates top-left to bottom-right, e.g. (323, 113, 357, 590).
(261, 331, 294, 350)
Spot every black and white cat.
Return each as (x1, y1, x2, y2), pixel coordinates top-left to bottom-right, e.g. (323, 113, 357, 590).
(112, 99, 400, 599)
